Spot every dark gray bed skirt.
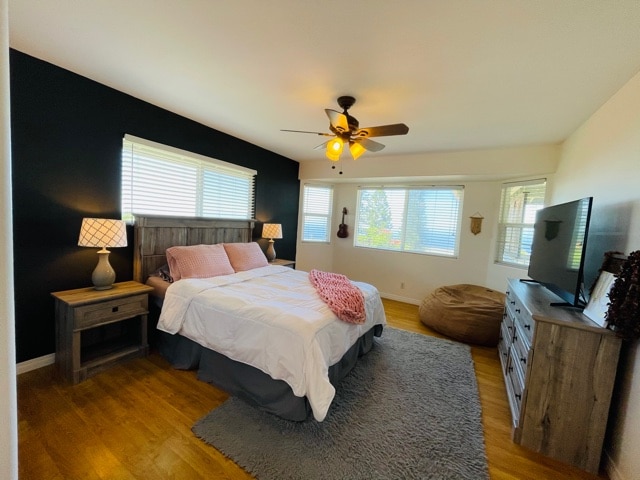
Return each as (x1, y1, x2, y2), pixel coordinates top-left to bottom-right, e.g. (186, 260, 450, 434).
(156, 324, 384, 421)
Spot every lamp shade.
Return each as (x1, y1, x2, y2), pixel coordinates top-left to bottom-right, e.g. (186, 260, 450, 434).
(262, 223, 283, 239)
(325, 137, 344, 161)
(78, 218, 127, 290)
(78, 218, 128, 248)
(349, 141, 366, 160)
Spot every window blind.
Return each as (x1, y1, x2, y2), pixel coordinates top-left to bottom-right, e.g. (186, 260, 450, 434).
(495, 178, 547, 267)
(301, 184, 333, 242)
(355, 185, 463, 257)
(121, 135, 256, 223)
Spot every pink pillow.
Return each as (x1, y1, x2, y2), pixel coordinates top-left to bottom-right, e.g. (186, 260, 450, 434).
(223, 242, 269, 272)
(166, 244, 234, 281)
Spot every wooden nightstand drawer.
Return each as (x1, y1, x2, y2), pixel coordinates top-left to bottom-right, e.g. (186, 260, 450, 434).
(74, 294, 149, 330)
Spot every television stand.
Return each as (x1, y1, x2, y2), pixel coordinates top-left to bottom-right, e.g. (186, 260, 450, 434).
(498, 278, 621, 474)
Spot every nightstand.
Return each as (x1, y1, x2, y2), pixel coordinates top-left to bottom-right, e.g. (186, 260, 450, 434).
(51, 281, 154, 384)
(269, 258, 296, 268)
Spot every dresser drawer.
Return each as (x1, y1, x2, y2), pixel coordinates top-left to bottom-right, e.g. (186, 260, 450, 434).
(510, 296, 535, 345)
(512, 321, 531, 373)
(506, 348, 525, 422)
(498, 321, 511, 373)
(74, 294, 149, 330)
(503, 307, 515, 338)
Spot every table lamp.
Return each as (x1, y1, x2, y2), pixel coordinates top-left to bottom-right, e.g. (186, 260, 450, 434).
(262, 223, 283, 262)
(78, 218, 128, 290)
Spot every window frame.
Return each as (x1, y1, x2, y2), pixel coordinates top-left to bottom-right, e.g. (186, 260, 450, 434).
(495, 178, 547, 268)
(354, 185, 464, 258)
(121, 134, 256, 224)
(300, 183, 334, 244)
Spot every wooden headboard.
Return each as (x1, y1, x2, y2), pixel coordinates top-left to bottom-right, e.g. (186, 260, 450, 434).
(133, 215, 255, 283)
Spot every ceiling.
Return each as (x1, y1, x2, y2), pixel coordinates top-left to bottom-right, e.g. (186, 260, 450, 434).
(8, 1, 640, 163)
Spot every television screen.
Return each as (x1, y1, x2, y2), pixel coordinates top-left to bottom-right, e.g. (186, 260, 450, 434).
(527, 197, 593, 307)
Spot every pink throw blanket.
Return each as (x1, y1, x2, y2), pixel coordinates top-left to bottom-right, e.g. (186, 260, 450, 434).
(309, 269, 366, 324)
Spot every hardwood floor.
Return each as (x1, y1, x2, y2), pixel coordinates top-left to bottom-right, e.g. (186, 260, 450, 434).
(18, 299, 608, 479)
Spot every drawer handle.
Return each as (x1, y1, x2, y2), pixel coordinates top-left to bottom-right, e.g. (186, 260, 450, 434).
(515, 393, 522, 401)
(508, 366, 513, 372)
(112, 306, 119, 313)
(524, 324, 531, 330)
(520, 357, 527, 364)
(515, 308, 521, 313)
(510, 301, 516, 305)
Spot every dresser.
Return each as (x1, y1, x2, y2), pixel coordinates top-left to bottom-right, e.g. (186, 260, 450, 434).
(498, 278, 622, 474)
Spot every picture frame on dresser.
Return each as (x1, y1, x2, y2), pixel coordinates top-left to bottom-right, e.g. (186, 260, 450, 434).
(583, 270, 616, 327)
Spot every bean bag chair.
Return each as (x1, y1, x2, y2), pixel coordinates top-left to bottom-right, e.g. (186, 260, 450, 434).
(419, 284, 506, 346)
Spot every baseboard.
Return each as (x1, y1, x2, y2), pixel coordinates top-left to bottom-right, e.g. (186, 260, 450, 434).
(16, 353, 55, 375)
(380, 292, 420, 305)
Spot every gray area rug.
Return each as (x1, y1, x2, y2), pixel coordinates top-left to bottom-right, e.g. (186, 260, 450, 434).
(192, 327, 489, 480)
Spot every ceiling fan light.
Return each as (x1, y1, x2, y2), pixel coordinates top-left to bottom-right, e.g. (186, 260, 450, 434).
(328, 137, 343, 152)
(325, 137, 344, 161)
(349, 142, 366, 160)
(326, 150, 340, 162)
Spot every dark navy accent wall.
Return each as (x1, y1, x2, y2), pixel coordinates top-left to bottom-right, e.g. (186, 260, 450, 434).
(10, 49, 300, 363)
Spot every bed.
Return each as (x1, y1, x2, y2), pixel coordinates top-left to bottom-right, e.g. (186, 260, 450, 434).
(133, 215, 386, 422)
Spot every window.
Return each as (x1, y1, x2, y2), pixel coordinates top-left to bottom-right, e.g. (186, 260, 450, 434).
(355, 186, 463, 257)
(495, 179, 546, 267)
(301, 184, 333, 242)
(121, 135, 256, 223)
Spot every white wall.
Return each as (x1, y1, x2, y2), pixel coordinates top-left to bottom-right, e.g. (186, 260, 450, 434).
(552, 70, 640, 480)
(298, 144, 560, 302)
(1, 0, 19, 477)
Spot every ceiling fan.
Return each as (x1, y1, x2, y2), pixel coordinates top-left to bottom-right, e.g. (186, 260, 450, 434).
(282, 96, 409, 164)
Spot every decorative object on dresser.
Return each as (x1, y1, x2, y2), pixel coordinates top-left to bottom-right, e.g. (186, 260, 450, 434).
(193, 327, 489, 480)
(78, 218, 128, 290)
(261, 223, 283, 262)
(52, 281, 153, 384)
(498, 278, 622, 474)
(605, 250, 640, 341)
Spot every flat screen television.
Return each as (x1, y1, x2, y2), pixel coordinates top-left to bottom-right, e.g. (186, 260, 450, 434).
(526, 197, 593, 308)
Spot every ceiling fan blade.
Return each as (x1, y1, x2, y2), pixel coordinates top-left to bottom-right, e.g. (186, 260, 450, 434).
(281, 129, 333, 136)
(313, 139, 331, 150)
(325, 109, 349, 133)
(354, 123, 409, 138)
(354, 137, 386, 152)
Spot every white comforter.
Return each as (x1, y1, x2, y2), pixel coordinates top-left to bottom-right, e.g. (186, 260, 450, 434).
(157, 265, 386, 421)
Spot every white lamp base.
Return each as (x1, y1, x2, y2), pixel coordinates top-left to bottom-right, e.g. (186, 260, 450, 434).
(266, 239, 277, 262)
(92, 249, 116, 290)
